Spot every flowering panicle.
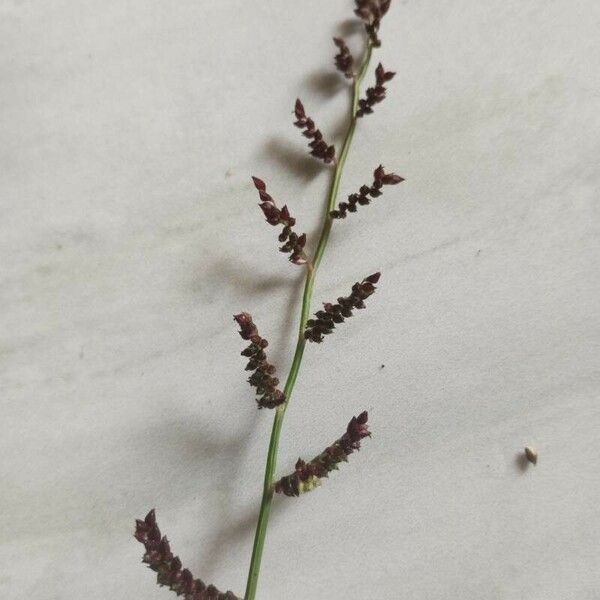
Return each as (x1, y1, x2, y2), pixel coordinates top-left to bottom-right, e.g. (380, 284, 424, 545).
(333, 37, 354, 79)
(251, 176, 307, 265)
(304, 273, 381, 343)
(354, 0, 391, 47)
(330, 165, 404, 219)
(134, 1, 399, 595)
(234, 312, 285, 409)
(357, 63, 395, 117)
(134, 509, 240, 600)
(275, 412, 371, 497)
(294, 99, 336, 165)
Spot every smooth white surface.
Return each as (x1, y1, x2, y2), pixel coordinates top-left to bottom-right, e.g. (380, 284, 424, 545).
(1, 1, 599, 598)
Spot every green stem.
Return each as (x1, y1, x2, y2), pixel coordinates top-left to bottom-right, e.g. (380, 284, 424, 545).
(243, 43, 374, 600)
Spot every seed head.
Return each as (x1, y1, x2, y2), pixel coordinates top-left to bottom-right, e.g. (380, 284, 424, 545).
(333, 37, 354, 79)
(331, 165, 404, 219)
(294, 99, 336, 164)
(134, 510, 240, 599)
(356, 63, 395, 117)
(275, 411, 371, 497)
(234, 313, 286, 409)
(304, 273, 381, 343)
(251, 177, 308, 265)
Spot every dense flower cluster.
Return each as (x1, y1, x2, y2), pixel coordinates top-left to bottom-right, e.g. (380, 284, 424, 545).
(234, 312, 285, 409)
(134, 509, 240, 600)
(275, 412, 371, 496)
(304, 272, 381, 343)
(330, 165, 404, 219)
(333, 37, 354, 79)
(294, 99, 336, 164)
(354, 0, 391, 47)
(251, 176, 307, 265)
(357, 63, 395, 117)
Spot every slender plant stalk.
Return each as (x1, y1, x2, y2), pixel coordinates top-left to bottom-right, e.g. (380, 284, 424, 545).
(243, 43, 374, 600)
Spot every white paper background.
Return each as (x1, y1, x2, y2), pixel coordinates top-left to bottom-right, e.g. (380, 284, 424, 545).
(1, 1, 599, 598)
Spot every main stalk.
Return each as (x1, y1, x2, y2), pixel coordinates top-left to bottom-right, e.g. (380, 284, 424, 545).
(244, 44, 374, 600)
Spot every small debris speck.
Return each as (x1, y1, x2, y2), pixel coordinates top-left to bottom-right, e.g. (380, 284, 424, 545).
(524, 446, 538, 465)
